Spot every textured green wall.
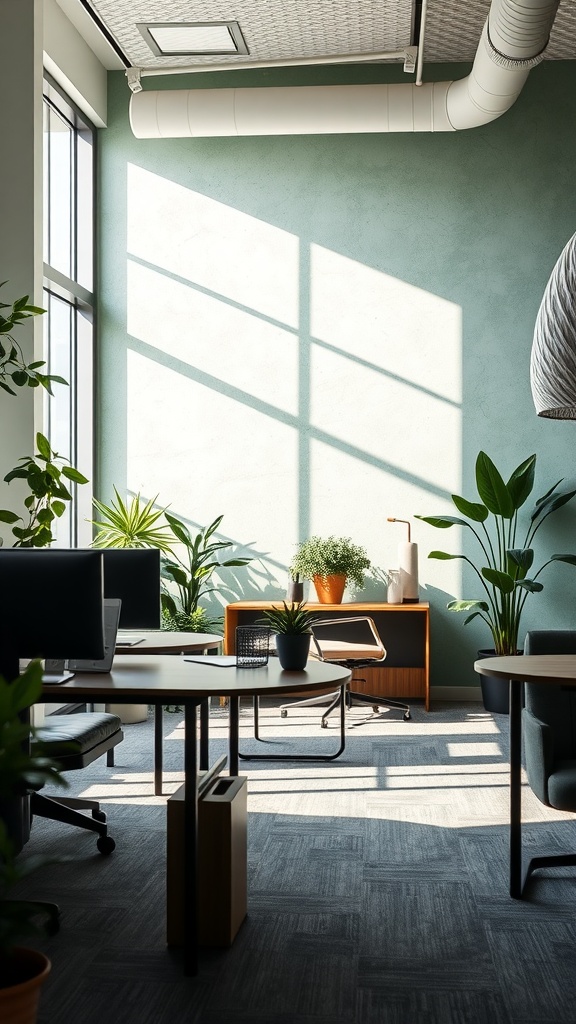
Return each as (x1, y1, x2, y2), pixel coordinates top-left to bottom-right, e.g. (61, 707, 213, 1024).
(99, 61, 576, 693)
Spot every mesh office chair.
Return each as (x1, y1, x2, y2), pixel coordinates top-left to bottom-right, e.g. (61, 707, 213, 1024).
(280, 616, 411, 727)
(31, 710, 123, 855)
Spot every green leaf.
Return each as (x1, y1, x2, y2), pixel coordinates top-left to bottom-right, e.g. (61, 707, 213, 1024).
(516, 579, 544, 593)
(549, 554, 576, 567)
(165, 514, 192, 547)
(447, 599, 489, 613)
(507, 548, 534, 577)
(61, 466, 89, 484)
(35, 433, 52, 460)
(415, 515, 470, 529)
(51, 500, 66, 517)
(531, 487, 576, 524)
(450, 495, 488, 522)
(475, 451, 514, 518)
(0, 509, 20, 523)
(507, 454, 536, 510)
(482, 567, 514, 593)
(428, 551, 463, 560)
(10, 370, 28, 387)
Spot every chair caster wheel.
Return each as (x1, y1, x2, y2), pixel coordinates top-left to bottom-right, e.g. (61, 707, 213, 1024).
(404, 712, 411, 720)
(372, 706, 380, 713)
(97, 835, 116, 855)
(321, 720, 328, 729)
(92, 809, 107, 822)
(280, 709, 288, 718)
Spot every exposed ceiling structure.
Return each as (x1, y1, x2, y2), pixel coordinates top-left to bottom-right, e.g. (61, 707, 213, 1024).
(65, 0, 576, 73)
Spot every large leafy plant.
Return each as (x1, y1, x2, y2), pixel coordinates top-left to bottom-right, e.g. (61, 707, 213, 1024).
(417, 451, 576, 656)
(0, 432, 88, 547)
(161, 513, 252, 619)
(0, 284, 67, 397)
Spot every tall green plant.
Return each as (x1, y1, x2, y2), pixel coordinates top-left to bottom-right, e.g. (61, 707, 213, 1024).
(0, 432, 87, 547)
(161, 513, 252, 618)
(417, 451, 576, 656)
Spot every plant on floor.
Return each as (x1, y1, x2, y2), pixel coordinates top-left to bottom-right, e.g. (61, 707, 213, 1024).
(161, 513, 252, 628)
(260, 601, 317, 635)
(0, 662, 67, 987)
(0, 284, 67, 398)
(89, 488, 173, 551)
(416, 451, 576, 656)
(161, 607, 222, 634)
(0, 433, 88, 547)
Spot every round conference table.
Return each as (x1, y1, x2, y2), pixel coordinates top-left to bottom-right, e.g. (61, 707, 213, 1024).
(115, 632, 222, 794)
(474, 653, 576, 899)
(42, 655, 351, 976)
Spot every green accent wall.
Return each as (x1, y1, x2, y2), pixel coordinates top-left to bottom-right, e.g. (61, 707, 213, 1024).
(99, 61, 576, 693)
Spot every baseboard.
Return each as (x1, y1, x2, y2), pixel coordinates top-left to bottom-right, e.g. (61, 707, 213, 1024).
(431, 686, 482, 702)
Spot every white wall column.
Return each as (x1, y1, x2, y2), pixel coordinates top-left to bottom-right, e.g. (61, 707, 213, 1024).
(0, 0, 44, 540)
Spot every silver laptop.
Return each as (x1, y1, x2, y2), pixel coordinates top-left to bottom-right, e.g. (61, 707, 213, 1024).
(66, 598, 122, 673)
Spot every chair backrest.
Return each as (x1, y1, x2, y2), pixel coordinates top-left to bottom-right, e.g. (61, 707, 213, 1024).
(310, 616, 386, 664)
(524, 630, 576, 758)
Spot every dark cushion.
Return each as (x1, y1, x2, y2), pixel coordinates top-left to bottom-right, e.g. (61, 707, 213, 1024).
(35, 713, 122, 757)
(548, 762, 576, 811)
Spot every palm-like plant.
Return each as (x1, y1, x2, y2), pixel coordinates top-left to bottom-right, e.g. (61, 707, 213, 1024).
(89, 488, 173, 551)
(261, 601, 317, 635)
(417, 451, 576, 656)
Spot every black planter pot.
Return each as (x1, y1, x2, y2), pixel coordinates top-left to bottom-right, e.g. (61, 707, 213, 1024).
(275, 633, 311, 671)
(477, 649, 523, 714)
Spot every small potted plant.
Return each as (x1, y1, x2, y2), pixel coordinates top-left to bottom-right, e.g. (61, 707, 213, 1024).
(417, 451, 576, 712)
(261, 602, 317, 670)
(0, 661, 67, 1023)
(290, 536, 371, 603)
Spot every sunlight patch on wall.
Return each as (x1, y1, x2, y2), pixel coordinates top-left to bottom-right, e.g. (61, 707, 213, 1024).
(126, 351, 298, 571)
(127, 163, 299, 328)
(127, 260, 299, 416)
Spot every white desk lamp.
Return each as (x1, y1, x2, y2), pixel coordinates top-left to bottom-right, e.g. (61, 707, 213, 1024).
(387, 517, 419, 603)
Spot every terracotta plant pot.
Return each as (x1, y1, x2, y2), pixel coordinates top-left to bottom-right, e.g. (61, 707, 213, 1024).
(0, 948, 51, 1024)
(313, 574, 346, 604)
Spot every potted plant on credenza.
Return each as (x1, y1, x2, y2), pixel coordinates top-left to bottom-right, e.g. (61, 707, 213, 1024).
(417, 451, 576, 712)
(290, 536, 371, 604)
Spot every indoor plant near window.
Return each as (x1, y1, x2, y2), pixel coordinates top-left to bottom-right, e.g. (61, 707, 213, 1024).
(261, 601, 317, 670)
(0, 661, 67, 1024)
(417, 451, 576, 712)
(290, 536, 371, 604)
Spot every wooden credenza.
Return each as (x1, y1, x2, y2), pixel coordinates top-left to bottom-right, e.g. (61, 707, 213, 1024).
(224, 601, 430, 711)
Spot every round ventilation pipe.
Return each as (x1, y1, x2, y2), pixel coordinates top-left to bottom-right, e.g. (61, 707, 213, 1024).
(531, 233, 576, 419)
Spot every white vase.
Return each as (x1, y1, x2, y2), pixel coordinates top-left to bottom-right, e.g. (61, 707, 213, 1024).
(387, 570, 403, 604)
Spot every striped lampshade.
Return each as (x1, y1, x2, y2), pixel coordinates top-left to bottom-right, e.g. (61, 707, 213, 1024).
(531, 231, 576, 418)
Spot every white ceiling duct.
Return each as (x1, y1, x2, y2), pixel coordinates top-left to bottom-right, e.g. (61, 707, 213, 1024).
(129, 0, 561, 139)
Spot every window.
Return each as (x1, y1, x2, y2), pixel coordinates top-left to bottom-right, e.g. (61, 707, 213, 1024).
(43, 76, 95, 546)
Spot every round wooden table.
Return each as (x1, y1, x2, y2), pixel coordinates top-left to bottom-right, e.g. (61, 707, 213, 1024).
(474, 654, 576, 898)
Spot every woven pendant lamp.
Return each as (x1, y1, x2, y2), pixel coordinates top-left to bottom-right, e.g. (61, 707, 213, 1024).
(531, 231, 576, 418)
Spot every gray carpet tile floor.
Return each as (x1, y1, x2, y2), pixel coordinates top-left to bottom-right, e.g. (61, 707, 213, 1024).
(12, 695, 576, 1024)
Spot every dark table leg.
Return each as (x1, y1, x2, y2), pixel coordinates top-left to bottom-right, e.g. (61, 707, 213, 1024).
(229, 696, 239, 776)
(509, 677, 523, 898)
(199, 700, 209, 771)
(154, 705, 163, 796)
(183, 700, 199, 976)
(237, 684, 347, 763)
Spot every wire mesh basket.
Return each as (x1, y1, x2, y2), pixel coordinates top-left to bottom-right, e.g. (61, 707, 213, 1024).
(235, 625, 270, 668)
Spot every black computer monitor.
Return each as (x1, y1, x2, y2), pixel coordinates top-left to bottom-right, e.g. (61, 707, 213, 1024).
(99, 548, 161, 629)
(0, 548, 106, 682)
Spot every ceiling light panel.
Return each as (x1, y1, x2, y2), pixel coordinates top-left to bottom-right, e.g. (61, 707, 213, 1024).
(138, 22, 249, 56)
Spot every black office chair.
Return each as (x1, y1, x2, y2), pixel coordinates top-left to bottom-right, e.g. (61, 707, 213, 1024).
(31, 711, 123, 855)
(521, 630, 576, 887)
(279, 616, 411, 727)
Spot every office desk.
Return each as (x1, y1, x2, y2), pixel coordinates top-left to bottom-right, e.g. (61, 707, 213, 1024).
(474, 654, 576, 898)
(115, 632, 223, 794)
(42, 655, 351, 975)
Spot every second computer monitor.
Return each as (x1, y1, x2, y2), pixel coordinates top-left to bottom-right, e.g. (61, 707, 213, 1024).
(100, 548, 161, 629)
